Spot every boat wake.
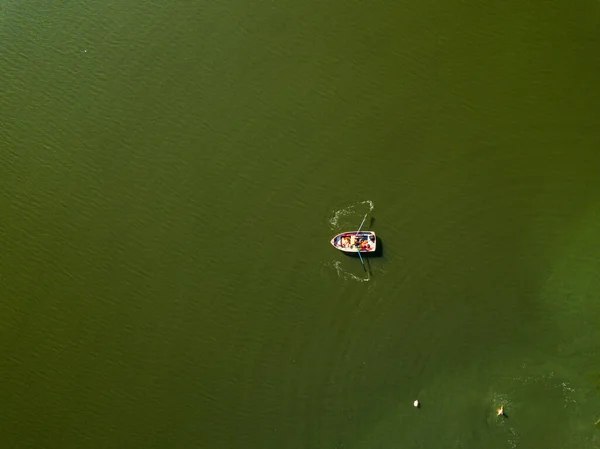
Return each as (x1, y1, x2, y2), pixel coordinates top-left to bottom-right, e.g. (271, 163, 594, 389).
(330, 260, 371, 283)
(329, 200, 374, 230)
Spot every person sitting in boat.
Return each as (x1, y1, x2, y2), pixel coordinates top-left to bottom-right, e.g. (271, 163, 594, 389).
(342, 237, 351, 248)
(360, 240, 370, 250)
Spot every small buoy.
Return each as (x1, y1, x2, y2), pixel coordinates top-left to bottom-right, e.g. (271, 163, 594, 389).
(414, 400, 420, 408)
(497, 405, 504, 416)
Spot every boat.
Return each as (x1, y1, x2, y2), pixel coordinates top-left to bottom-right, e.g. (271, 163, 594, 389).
(330, 231, 377, 253)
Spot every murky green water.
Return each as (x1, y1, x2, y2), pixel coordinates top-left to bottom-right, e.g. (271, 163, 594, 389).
(2, 1, 600, 447)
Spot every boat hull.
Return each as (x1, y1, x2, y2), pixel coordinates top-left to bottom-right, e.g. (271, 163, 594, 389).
(330, 231, 377, 253)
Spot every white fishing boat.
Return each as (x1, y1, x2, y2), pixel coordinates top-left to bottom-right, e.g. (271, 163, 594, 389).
(330, 231, 377, 253)
(330, 213, 375, 271)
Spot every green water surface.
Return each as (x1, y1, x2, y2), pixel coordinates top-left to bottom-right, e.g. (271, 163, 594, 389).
(1, 1, 600, 447)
